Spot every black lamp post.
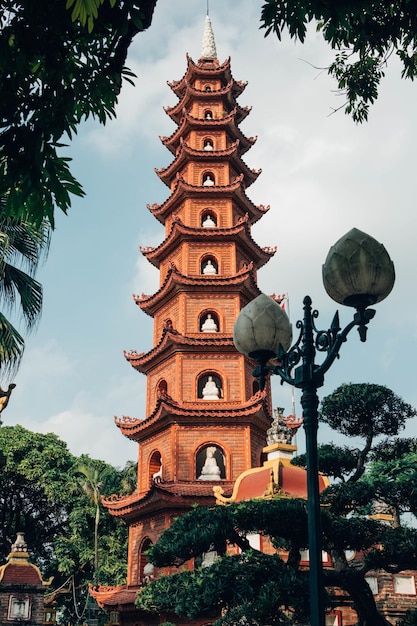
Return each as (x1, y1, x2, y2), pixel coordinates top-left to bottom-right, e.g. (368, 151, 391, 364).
(233, 228, 395, 626)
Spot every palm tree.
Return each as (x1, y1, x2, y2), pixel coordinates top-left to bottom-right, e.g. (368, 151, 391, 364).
(74, 462, 107, 582)
(0, 204, 51, 380)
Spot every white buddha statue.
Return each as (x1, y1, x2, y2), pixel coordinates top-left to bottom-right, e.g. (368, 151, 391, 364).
(198, 446, 221, 480)
(202, 376, 220, 400)
(204, 140, 214, 151)
(202, 214, 216, 228)
(203, 259, 217, 275)
(201, 313, 218, 333)
(203, 174, 214, 186)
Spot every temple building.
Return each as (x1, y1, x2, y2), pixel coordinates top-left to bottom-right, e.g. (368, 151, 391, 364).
(0, 533, 53, 625)
(90, 14, 283, 626)
(90, 14, 417, 626)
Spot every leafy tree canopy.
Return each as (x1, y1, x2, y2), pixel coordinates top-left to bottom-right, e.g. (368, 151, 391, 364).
(137, 383, 417, 626)
(260, 0, 417, 122)
(0, 0, 157, 227)
(0, 425, 136, 622)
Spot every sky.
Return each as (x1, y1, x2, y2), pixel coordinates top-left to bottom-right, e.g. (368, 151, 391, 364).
(4, 0, 417, 467)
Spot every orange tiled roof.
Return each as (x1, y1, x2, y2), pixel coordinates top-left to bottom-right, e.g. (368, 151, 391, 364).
(114, 390, 271, 440)
(147, 176, 266, 224)
(138, 216, 271, 270)
(161, 108, 255, 156)
(89, 583, 139, 609)
(131, 262, 263, 317)
(167, 55, 245, 99)
(214, 456, 330, 505)
(155, 139, 260, 188)
(0, 562, 43, 585)
(103, 479, 234, 517)
(124, 329, 236, 372)
(165, 87, 250, 124)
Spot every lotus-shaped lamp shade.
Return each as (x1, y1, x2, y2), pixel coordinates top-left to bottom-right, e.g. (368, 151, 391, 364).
(322, 228, 395, 308)
(233, 293, 293, 360)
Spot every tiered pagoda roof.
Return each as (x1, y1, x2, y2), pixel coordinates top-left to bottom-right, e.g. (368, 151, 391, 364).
(147, 176, 269, 224)
(132, 262, 262, 316)
(161, 108, 256, 155)
(155, 139, 260, 187)
(114, 390, 272, 441)
(139, 216, 274, 268)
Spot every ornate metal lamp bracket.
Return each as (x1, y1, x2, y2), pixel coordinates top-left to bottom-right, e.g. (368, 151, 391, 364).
(253, 295, 376, 391)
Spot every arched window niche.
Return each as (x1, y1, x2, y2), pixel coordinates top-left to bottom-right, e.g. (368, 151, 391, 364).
(198, 372, 223, 400)
(196, 444, 226, 480)
(202, 171, 215, 186)
(203, 138, 214, 151)
(201, 255, 218, 275)
(149, 450, 162, 484)
(201, 211, 217, 228)
(156, 379, 168, 397)
(138, 537, 154, 584)
(199, 310, 219, 333)
(204, 109, 213, 119)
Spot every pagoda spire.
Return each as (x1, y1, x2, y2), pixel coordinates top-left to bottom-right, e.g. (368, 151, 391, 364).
(200, 14, 217, 59)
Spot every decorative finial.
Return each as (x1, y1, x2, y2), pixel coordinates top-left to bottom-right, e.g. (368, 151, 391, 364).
(11, 532, 28, 553)
(200, 14, 217, 59)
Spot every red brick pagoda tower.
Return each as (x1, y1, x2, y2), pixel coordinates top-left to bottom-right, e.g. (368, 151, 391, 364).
(92, 15, 278, 624)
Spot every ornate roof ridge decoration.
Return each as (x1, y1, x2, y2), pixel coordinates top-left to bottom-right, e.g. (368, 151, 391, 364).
(139, 217, 273, 268)
(200, 13, 217, 59)
(155, 139, 261, 188)
(114, 389, 271, 439)
(124, 331, 237, 371)
(131, 262, 262, 315)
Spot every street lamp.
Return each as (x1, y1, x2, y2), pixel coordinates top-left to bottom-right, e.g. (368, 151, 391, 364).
(233, 228, 395, 626)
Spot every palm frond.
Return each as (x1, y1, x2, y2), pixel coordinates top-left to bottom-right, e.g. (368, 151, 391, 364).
(0, 265, 43, 329)
(0, 312, 25, 379)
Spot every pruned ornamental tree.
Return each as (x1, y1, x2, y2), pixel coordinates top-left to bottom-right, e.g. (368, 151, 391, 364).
(260, 0, 417, 122)
(136, 383, 417, 626)
(0, 0, 157, 228)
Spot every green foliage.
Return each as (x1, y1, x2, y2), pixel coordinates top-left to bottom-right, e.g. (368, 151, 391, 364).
(260, 0, 417, 121)
(0, 0, 157, 227)
(364, 438, 417, 521)
(292, 443, 358, 481)
(320, 383, 415, 439)
(0, 212, 51, 379)
(0, 425, 135, 617)
(399, 609, 417, 626)
(137, 552, 311, 625)
(148, 499, 309, 569)
(138, 383, 417, 625)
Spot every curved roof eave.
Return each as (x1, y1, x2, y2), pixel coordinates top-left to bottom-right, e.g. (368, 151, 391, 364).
(131, 262, 261, 316)
(147, 177, 266, 225)
(114, 389, 271, 441)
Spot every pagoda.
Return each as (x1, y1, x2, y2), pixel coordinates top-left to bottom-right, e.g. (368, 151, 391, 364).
(91, 15, 279, 625)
